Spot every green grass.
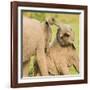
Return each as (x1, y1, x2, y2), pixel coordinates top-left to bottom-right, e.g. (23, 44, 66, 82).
(23, 12, 79, 76)
(29, 56, 35, 76)
(69, 66, 78, 74)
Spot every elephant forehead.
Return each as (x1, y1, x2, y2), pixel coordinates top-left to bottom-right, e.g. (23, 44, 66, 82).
(59, 24, 72, 33)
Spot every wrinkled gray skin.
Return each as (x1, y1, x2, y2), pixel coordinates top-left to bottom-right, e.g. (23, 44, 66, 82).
(23, 16, 54, 77)
(47, 23, 79, 75)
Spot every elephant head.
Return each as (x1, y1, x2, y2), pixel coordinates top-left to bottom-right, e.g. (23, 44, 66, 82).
(55, 23, 75, 49)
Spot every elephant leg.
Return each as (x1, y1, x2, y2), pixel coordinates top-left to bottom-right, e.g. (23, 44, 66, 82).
(71, 52, 79, 73)
(60, 64, 70, 75)
(23, 60, 30, 77)
(36, 49, 48, 76)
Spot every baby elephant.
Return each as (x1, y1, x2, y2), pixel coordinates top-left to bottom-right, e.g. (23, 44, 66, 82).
(23, 16, 54, 77)
(47, 23, 79, 75)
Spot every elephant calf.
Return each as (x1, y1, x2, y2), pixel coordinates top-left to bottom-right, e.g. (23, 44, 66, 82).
(47, 23, 79, 75)
(23, 16, 54, 77)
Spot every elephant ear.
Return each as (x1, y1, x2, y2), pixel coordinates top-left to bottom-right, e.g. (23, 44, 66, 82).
(44, 21, 51, 31)
(56, 26, 62, 44)
(45, 21, 49, 26)
(45, 21, 52, 39)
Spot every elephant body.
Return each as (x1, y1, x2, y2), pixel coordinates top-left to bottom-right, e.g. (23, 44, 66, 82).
(23, 16, 52, 77)
(47, 40, 79, 75)
(46, 23, 79, 75)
